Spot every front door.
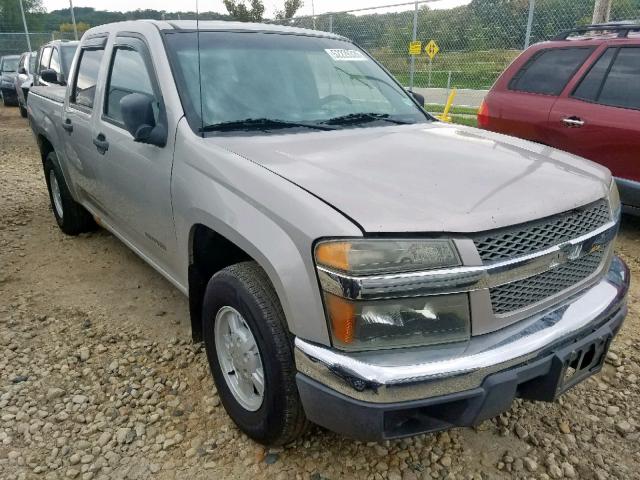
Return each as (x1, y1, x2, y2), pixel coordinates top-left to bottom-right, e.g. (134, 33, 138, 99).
(92, 35, 177, 274)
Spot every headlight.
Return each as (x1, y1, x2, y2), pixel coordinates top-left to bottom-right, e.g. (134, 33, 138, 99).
(609, 179, 621, 220)
(323, 292, 470, 351)
(315, 239, 470, 351)
(315, 239, 460, 275)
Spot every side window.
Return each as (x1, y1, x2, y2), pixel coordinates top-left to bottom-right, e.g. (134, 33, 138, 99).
(598, 47, 640, 110)
(104, 44, 158, 124)
(40, 47, 52, 71)
(72, 48, 105, 109)
(509, 48, 594, 96)
(49, 48, 60, 73)
(572, 48, 617, 102)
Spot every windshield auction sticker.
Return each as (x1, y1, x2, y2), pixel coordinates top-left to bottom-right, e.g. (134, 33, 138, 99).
(325, 49, 368, 61)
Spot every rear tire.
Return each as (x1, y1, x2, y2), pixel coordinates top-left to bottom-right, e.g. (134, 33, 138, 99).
(44, 152, 96, 235)
(202, 261, 309, 445)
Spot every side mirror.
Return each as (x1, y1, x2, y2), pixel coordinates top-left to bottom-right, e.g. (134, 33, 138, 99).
(120, 93, 166, 147)
(411, 91, 425, 107)
(40, 68, 58, 84)
(18, 66, 27, 75)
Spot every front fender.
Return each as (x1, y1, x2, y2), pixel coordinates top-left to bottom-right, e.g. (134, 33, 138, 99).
(172, 121, 362, 345)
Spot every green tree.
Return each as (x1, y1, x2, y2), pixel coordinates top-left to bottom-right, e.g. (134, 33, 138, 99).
(275, 0, 303, 20)
(223, 0, 265, 22)
(0, 0, 44, 30)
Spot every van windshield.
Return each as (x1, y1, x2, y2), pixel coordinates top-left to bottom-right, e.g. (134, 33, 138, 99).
(165, 31, 429, 133)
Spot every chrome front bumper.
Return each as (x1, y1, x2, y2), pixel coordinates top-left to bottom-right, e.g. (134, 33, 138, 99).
(295, 256, 629, 404)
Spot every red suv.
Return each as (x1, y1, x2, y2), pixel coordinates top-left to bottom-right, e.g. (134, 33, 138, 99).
(479, 23, 640, 213)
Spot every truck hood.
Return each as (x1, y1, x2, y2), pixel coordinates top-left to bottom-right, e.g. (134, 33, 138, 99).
(214, 122, 610, 233)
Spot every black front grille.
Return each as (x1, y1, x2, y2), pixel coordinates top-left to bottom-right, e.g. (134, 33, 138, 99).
(489, 250, 605, 315)
(474, 200, 610, 263)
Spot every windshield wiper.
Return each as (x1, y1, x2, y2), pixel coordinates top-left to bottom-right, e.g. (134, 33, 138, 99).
(200, 118, 335, 132)
(320, 113, 413, 126)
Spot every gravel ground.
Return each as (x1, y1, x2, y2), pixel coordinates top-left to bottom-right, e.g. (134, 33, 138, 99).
(1, 104, 640, 480)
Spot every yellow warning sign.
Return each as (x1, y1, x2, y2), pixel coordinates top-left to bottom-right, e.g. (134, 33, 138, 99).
(425, 40, 440, 60)
(409, 41, 422, 55)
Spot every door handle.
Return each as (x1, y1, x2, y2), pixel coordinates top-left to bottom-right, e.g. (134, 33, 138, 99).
(562, 116, 585, 128)
(62, 119, 73, 133)
(93, 133, 109, 154)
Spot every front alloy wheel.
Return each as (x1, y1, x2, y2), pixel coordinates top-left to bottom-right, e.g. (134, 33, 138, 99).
(214, 306, 265, 411)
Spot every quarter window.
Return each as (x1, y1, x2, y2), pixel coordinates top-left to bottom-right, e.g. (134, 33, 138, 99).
(104, 45, 158, 124)
(72, 48, 104, 109)
(599, 48, 640, 110)
(509, 48, 594, 96)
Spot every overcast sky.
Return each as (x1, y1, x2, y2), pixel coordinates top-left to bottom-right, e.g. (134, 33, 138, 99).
(42, 0, 470, 17)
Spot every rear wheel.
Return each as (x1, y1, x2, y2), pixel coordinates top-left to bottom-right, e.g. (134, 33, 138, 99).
(44, 152, 96, 235)
(202, 261, 309, 445)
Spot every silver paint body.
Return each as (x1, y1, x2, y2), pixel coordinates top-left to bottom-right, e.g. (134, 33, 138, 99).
(28, 21, 616, 400)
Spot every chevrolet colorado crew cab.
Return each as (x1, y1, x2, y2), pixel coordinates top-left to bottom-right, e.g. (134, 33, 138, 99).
(28, 20, 629, 445)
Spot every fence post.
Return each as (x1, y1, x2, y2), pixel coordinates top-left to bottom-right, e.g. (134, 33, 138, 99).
(329, 15, 333, 33)
(409, 1, 418, 91)
(524, 0, 536, 49)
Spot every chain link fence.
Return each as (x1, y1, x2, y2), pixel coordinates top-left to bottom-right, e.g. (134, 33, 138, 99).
(0, 32, 76, 58)
(2, 0, 640, 100)
(274, 0, 640, 97)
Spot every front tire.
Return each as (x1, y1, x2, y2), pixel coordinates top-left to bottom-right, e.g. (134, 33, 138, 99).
(202, 261, 309, 445)
(44, 152, 96, 235)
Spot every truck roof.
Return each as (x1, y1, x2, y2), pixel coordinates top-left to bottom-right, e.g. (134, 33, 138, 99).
(85, 19, 347, 41)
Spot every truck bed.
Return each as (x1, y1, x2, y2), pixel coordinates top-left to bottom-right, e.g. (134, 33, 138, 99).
(29, 85, 66, 104)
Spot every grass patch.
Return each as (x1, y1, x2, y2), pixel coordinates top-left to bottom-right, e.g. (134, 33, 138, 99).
(374, 48, 520, 90)
(425, 104, 479, 115)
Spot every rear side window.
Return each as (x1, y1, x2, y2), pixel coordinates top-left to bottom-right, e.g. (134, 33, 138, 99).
(72, 48, 104, 109)
(509, 47, 593, 96)
(572, 48, 617, 102)
(104, 46, 157, 124)
(599, 48, 640, 110)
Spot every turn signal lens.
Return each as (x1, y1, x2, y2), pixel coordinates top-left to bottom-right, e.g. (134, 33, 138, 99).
(325, 293, 355, 344)
(315, 242, 352, 272)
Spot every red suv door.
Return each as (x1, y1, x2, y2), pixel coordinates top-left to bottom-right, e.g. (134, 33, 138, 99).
(547, 43, 640, 189)
(480, 46, 596, 143)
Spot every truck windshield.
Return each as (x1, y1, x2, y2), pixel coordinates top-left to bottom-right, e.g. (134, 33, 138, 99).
(2, 57, 19, 72)
(165, 31, 429, 133)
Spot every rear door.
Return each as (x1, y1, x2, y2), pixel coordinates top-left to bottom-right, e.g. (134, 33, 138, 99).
(548, 44, 640, 184)
(62, 37, 107, 204)
(487, 46, 595, 143)
(92, 34, 177, 270)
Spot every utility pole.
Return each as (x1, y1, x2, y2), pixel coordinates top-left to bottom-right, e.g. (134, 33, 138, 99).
(592, 0, 612, 24)
(69, 0, 79, 40)
(19, 0, 32, 52)
(524, 0, 535, 49)
(311, 0, 316, 30)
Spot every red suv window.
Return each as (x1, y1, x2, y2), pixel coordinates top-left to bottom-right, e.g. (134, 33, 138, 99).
(509, 47, 594, 96)
(574, 47, 640, 110)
